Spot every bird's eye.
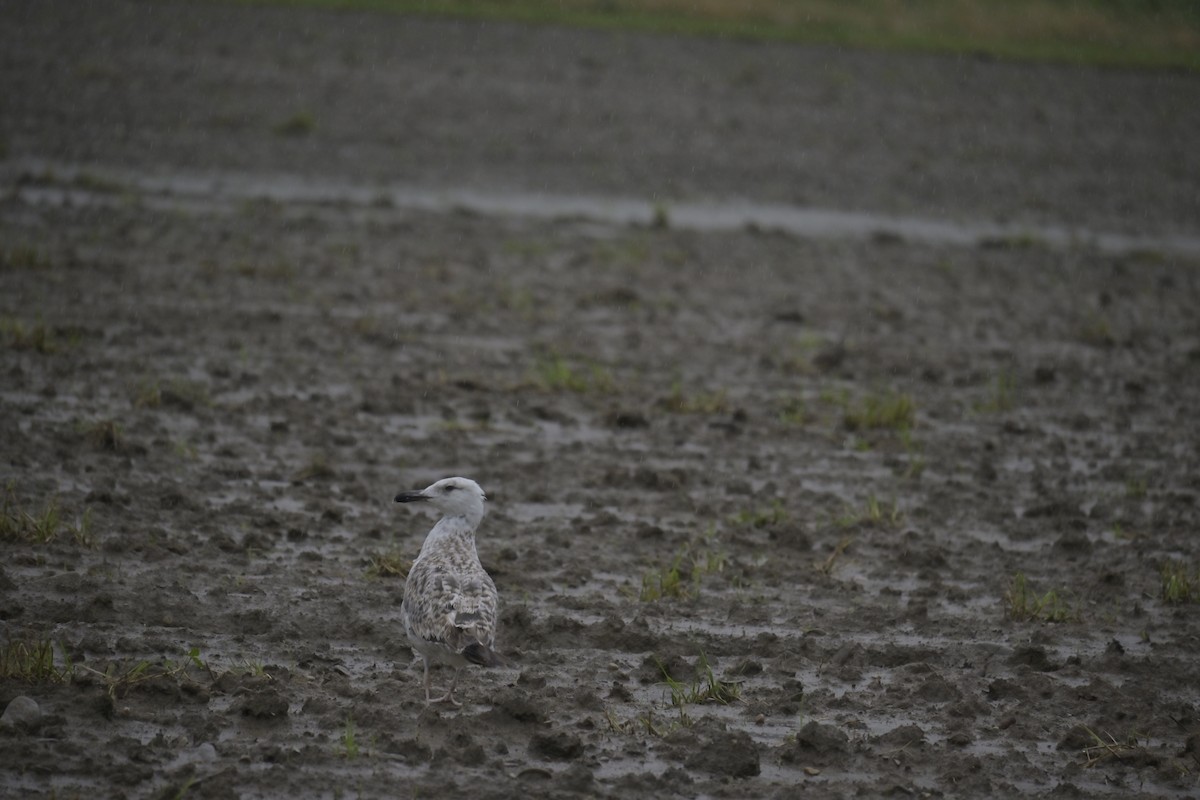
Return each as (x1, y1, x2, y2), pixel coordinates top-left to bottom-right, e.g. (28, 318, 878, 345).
(444, 485, 458, 493)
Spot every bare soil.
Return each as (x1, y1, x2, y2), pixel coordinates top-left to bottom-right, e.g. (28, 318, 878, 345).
(2, 1, 1200, 798)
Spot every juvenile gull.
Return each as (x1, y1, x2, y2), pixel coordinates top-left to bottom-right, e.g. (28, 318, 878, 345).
(395, 476, 511, 706)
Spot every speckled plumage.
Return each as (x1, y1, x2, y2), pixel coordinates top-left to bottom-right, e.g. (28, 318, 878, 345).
(395, 477, 510, 706)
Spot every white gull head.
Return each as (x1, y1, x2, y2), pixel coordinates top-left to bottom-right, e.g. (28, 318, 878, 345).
(394, 476, 487, 528)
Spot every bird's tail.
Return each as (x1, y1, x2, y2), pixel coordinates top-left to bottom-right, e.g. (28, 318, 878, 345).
(462, 642, 515, 668)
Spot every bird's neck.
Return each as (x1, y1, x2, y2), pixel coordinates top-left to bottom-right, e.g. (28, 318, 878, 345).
(422, 514, 480, 549)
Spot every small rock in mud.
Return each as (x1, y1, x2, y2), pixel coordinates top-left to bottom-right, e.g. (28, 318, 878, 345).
(947, 731, 973, 747)
(728, 658, 763, 677)
(1008, 645, 1059, 672)
(873, 724, 926, 748)
(671, 718, 760, 778)
(1057, 724, 1094, 751)
(830, 642, 864, 668)
(487, 688, 547, 725)
(782, 721, 850, 766)
(1, 696, 42, 730)
(1022, 500, 1080, 519)
(590, 614, 656, 651)
(383, 736, 433, 764)
(573, 686, 603, 711)
(915, 673, 962, 704)
(559, 762, 594, 791)
(236, 688, 289, 719)
(602, 409, 649, 429)
(437, 732, 487, 767)
(1053, 529, 1093, 556)
(639, 652, 694, 684)
(607, 682, 633, 702)
(517, 670, 548, 690)
(529, 730, 584, 761)
(812, 341, 846, 372)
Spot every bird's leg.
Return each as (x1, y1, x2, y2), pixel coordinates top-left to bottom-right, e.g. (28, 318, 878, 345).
(431, 667, 462, 707)
(423, 659, 433, 703)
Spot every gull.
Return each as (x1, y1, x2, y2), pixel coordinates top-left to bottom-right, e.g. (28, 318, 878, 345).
(395, 476, 512, 706)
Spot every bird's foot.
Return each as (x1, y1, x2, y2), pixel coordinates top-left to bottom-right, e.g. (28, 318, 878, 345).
(429, 690, 462, 708)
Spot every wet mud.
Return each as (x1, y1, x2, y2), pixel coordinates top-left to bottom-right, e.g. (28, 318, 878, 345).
(2, 1, 1200, 798)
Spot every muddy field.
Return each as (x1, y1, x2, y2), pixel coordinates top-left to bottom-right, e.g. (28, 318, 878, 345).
(3, 1, 1200, 798)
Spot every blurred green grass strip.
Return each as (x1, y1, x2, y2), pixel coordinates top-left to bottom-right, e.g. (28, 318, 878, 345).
(223, 0, 1200, 71)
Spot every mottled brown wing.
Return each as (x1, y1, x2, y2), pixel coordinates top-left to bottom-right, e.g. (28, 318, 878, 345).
(402, 558, 499, 653)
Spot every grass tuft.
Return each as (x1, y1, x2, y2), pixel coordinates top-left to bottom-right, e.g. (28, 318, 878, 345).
(843, 389, 914, 432)
(661, 381, 729, 415)
(274, 110, 316, 136)
(1160, 560, 1200, 604)
(134, 378, 212, 410)
(294, 454, 336, 481)
(366, 549, 411, 578)
(1, 316, 62, 354)
(532, 353, 616, 394)
(1004, 572, 1078, 622)
(778, 396, 807, 425)
(659, 652, 741, 707)
(1125, 476, 1148, 500)
(76, 651, 207, 700)
(0, 486, 92, 546)
(818, 535, 853, 576)
(0, 638, 73, 683)
(0, 245, 52, 270)
(605, 705, 691, 737)
(975, 371, 1016, 413)
(732, 500, 789, 528)
(835, 495, 901, 528)
(639, 530, 727, 602)
(340, 716, 361, 759)
(84, 419, 123, 451)
(1081, 726, 1149, 769)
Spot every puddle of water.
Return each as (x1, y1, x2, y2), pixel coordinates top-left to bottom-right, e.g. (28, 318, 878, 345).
(7, 158, 1200, 257)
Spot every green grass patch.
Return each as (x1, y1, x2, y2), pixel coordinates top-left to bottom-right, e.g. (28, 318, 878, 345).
(605, 705, 691, 737)
(274, 110, 317, 136)
(975, 371, 1016, 413)
(1124, 475, 1148, 500)
(78, 655, 199, 700)
(660, 381, 729, 415)
(1080, 725, 1150, 768)
(817, 535, 853, 576)
(0, 486, 94, 546)
(0, 245, 52, 271)
(608, 651, 741, 737)
(366, 549, 411, 578)
(294, 454, 336, 481)
(843, 389, 914, 432)
(1, 316, 66, 354)
(1004, 572, 1078, 622)
(340, 716, 360, 758)
(1160, 560, 1200, 604)
(83, 419, 123, 452)
(658, 652, 741, 707)
(898, 428, 926, 479)
(639, 530, 727, 602)
(134, 378, 212, 410)
(1078, 311, 1116, 347)
(778, 396, 807, 425)
(223, 0, 1200, 71)
(731, 499, 789, 528)
(0, 638, 73, 684)
(531, 353, 616, 393)
(835, 494, 902, 528)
